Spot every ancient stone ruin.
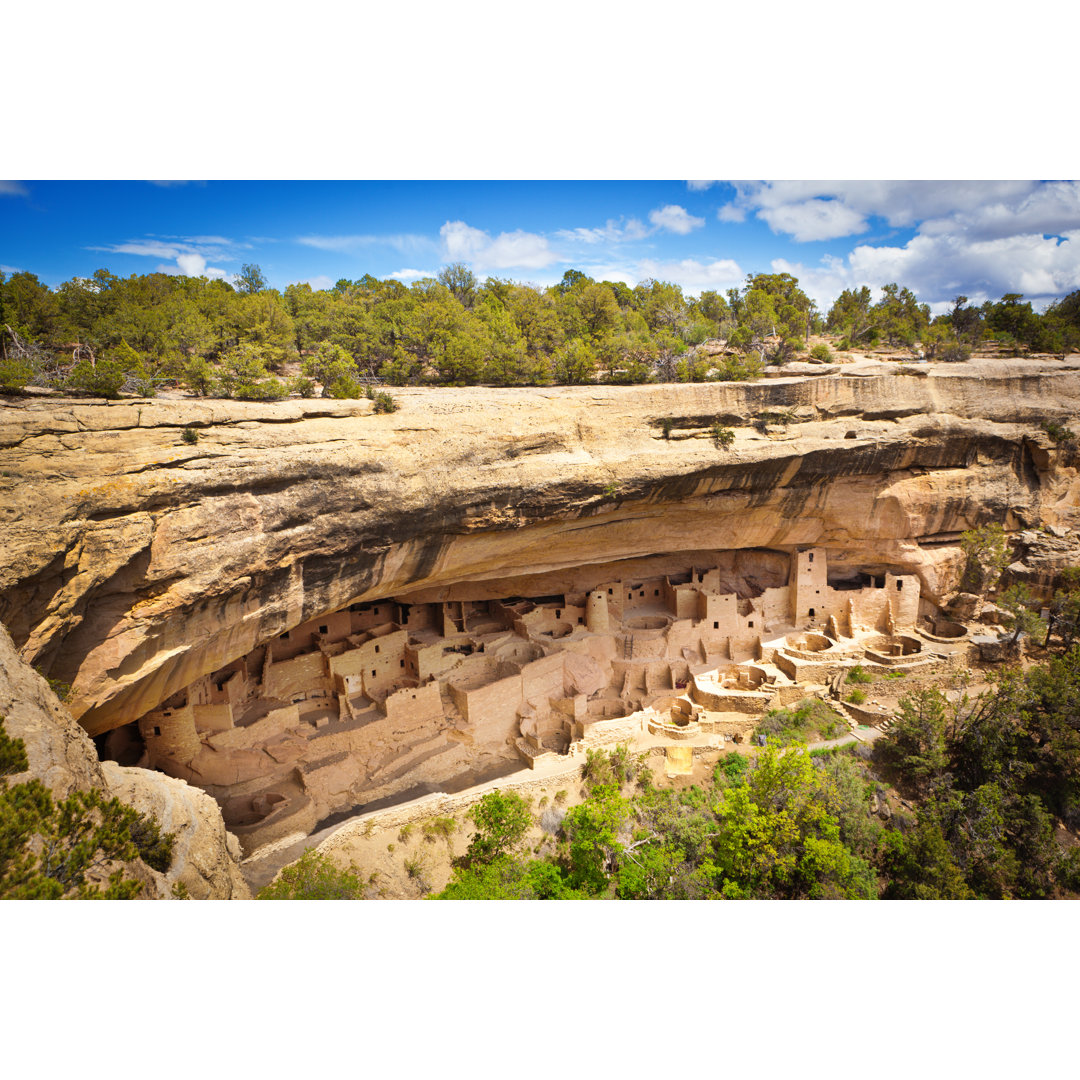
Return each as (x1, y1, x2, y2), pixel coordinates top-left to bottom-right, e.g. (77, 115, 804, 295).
(106, 545, 981, 856)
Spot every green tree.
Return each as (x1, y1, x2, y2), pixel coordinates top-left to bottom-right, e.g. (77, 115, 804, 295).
(464, 790, 533, 865)
(875, 689, 951, 795)
(235, 263, 268, 295)
(302, 342, 362, 398)
(551, 338, 595, 384)
(960, 522, 1011, 593)
(436, 263, 479, 309)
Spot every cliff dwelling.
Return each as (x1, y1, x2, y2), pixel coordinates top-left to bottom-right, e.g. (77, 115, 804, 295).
(99, 545, 977, 856)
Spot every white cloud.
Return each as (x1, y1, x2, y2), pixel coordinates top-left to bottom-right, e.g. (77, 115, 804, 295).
(90, 233, 235, 278)
(554, 217, 649, 245)
(296, 233, 432, 255)
(1, 264, 22, 273)
(775, 228, 1080, 311)
(299, 275, 334, 290)
(758, 198, 870, 243)
(388, 268, 433, 281)
(0, 181, 29, 197)
(173, 253, 227, 278)
(633, 257, 744, 295)
(721, 181, 1050, 241)
(439, 220, 559, 270)
(648, 204, 705, 235)
(686, 180, 718, 192)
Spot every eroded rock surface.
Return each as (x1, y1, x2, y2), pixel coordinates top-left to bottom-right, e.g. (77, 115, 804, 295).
(2, 360, 1079, 739)
(0, 624, 247, 898)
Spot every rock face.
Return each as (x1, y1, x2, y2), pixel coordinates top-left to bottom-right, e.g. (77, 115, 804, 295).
(0, 623, 248, 898)
(2, 359, 1080, 739)
(101, 762, 250, 899)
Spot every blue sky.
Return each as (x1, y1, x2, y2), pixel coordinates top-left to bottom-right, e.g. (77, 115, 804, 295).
(3, 180, 1079, 314)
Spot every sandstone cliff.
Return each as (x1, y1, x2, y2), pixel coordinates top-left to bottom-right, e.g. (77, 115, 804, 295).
(0, 624, 249, 898)
(2, 358, 1079, 737)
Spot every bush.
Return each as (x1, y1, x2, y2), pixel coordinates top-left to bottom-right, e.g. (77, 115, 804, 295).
(659, 416, 675, 439)
(713, 751, 749, 789)
(711, 421, 735, 448)
(289, 376, 317, 398)
(372, 390, 398, 413)
(181, 426, 200, 445)
(233, 377, 289, 401)
(756, 698, 848, 745)
(1041, 419, 1077, 445)
(0, 357, 35, 394)
(848, 688, 867, 705)
(422, 816, 456, 842)
(67, 358, 127, 398)
(847, 665, 873, 684)
(182, 357, 217, 396)
(1, 717, 175, 899)
(257, 849, 368, 899)
(809, 343, 832, 362)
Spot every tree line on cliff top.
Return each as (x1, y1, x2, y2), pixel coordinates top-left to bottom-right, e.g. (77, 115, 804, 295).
(2, 263, 1079, 398)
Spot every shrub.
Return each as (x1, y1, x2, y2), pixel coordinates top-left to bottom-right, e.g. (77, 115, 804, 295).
(540, 806, 566, 834)
(257, 849, 367, 899)
(0, 357, 36, 394)
(181, 426, 200, 445)
(809, 343, 832, 362)
(1041, 419, 1077, 445)
(398, 824, 414, 843)
(422, 816, 456, 842)
(372, 390, 398, 413)
(67, 358, 127, 398)
(847, 665, 873, 684)
(711, 421, 735, 448)
(609, 744, 633, 785)
(233, 377, 289, 401)
(289, 376, 317, 398)
(554, 790, 568, 804)
(1, 717, 174, 899)
(961, 522, 1011, 593)
(848, 688, 867, 705)
(404, 854, 426, 879)
(713, 751, 749, 789)
(884, 670, 907, 680)
(583, 747, 616, 789)
(659, 417, 675, 439)
(183, 357, 217, 396)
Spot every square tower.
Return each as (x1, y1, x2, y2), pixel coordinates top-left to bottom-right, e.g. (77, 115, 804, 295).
(791, 547, 828, 626)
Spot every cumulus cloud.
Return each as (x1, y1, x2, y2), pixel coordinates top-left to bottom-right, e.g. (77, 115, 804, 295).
(0, 181, 28, 197)
(757, 198, 870, 243)
(720, 181, 1054, 241)
(648, 204, 705, 235)
(725, 181, 1080, 309)
(685, 180, 718, 192)
(776, 229, 1080, 311)
(439, 220, 559, 270)
(174, 253, 227, 278)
